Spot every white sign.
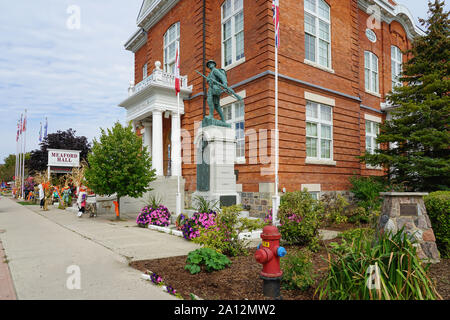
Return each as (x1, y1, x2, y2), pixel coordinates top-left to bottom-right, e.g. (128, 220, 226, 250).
(48, 149, 81, 167)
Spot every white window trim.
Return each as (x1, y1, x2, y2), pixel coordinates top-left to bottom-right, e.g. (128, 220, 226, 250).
(305, 91, 335, 106)
(304, 0, 332, 69)
(301, 184, 321, 192)
(305, 101, 335, 164)
(364, 51, 379, 95)
(221, 0, 245, 69)
(163, 22, 180, 74)
(223, 57, 246, 71)
(391, 45, 403, 89)
(303, 59, 335, 74)
(221, 95, 246, 164)
(365, 117, 382, 170)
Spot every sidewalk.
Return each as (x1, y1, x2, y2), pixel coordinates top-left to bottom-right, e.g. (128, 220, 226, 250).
(0, 238, 16, 300)
(0, 197, 198, 299)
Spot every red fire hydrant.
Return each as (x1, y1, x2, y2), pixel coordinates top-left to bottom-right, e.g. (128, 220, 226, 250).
(255, 224, 286, 299)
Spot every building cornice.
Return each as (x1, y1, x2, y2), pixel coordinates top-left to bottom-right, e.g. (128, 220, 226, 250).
(358, 0, 426, 39)
(137, 0, 181, 31)
(124, 28, 147, 53)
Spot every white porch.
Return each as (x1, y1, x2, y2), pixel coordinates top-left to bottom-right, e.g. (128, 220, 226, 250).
(118, 61, 193, 214)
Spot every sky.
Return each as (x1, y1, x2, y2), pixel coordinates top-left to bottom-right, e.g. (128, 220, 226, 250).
(0, 0, 447, 163)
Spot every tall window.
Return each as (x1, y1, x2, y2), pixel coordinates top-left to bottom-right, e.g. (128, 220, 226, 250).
(306, 101, 333, 160)
(221, 0, 244, 68)
(365, 120, 380, 154)
(364, 51, 379, 94)
(164, 22, 180, 74)
(304, 0, 331, 68)
(223, 101, 245, 161)
(391, 45, 403, 88)
(142, 63, 148, 80)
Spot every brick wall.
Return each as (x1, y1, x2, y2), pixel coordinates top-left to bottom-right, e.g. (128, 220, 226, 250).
(132, 0, 415, 209)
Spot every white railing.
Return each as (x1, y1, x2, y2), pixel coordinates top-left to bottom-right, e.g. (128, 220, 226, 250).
(128, 62, 189, 96)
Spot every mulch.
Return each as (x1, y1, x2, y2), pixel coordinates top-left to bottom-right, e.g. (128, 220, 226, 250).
(130, 240, 332, 300)
(130, 238, 450, 300)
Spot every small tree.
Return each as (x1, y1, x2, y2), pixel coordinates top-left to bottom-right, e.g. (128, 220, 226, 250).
(85, 122, 156, 219)
(362, 0, 450, 191)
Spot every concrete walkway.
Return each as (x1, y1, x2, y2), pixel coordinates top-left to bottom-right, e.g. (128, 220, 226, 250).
(0, 197, 198, 300)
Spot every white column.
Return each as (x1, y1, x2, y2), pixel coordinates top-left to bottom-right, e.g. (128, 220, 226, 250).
(171, 113, 181, 177)
(143, 121, 152, 154)
(152, 110, 164, 176)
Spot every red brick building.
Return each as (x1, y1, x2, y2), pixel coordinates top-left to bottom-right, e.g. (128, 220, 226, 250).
(119, 0, 423, 216)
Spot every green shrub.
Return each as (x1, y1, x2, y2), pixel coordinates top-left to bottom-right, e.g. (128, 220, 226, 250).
(317, 229, 442, 300)
(339, 227, 375, 242)
(424, 191, 450, 258)
(278, 191, 323, 251)
(349, 176, 386, 212)
(193, 205, 264, 257)
(281, 248, 315, 291)
(321, 193, 349, 225)
(184, 248, 232, 274)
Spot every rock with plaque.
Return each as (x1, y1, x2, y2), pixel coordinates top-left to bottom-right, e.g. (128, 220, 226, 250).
(377, 192, 440, 263)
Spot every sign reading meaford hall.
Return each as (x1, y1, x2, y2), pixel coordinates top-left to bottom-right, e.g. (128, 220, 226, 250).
(48, 149, 81, 167)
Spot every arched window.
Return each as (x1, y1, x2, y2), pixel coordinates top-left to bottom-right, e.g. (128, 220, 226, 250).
(304, 0, 331, 68)
(364, 51, 379, 94)
(221, 0, 244, 68)
(163, 22, 180, 74)
(391, 45, 403, 88)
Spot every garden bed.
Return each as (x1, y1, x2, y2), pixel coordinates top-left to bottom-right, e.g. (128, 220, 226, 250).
(131, 240, 333, 300)
(130, 240, 450, 300)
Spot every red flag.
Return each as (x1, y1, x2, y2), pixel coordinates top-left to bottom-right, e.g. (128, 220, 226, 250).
(16, 120, 20, 141)
(174, 41, 180, 95)
(272, 0, 280, 48)
(22, 112, 27, 132)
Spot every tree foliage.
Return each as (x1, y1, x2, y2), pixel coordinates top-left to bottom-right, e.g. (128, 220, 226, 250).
(0, 154, 17, 182)
(84, 122, 156, 217)
(0, 153, 30, 182)
(362, 1, 450, 191)
(28, 128, 91, 173)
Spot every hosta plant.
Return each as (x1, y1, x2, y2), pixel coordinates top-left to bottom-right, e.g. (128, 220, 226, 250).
(185, 248, 231, 274)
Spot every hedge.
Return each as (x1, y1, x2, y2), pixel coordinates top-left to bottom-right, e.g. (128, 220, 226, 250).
(424, 191, 450, 258)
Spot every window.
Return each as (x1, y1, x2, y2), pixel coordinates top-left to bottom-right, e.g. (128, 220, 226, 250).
(309, 192, 320, 200)
(306, 101, 333, 160)
(221, 0, 244, 68)
(223, 101, 245, 161)
(365, 120, 380, 154)
(142, 63, 148, 80)
(364, 51, 379, 94)
(304, 0, 331, 68)
(391, 46, 403, 88)
(163, 22, 180, 74)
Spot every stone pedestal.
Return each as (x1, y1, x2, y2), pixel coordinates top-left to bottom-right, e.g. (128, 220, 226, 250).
(193, 125, 239, 207)
(378, 192, 440, 263)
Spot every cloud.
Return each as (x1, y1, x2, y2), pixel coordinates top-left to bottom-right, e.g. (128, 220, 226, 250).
(0, 0, 142, 162)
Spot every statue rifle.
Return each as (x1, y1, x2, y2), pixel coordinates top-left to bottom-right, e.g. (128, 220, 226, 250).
(195, 70, 243, 101)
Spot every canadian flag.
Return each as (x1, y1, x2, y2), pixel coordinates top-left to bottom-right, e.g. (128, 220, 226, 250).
(174, 41, 180, 95)
(22, 111, 27, 132)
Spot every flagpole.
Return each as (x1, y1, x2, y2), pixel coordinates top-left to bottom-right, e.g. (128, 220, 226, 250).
(272, 1, 280, 225)
(22, 109, 27, 199)
(19, 114, 23, 199)
(176, 91, 181, 216)
(175, 40, 182, 216)
(15, 122, 19, 195)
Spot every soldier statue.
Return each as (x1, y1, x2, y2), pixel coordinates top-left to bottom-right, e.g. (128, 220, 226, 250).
(196, 60, 242, 126)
